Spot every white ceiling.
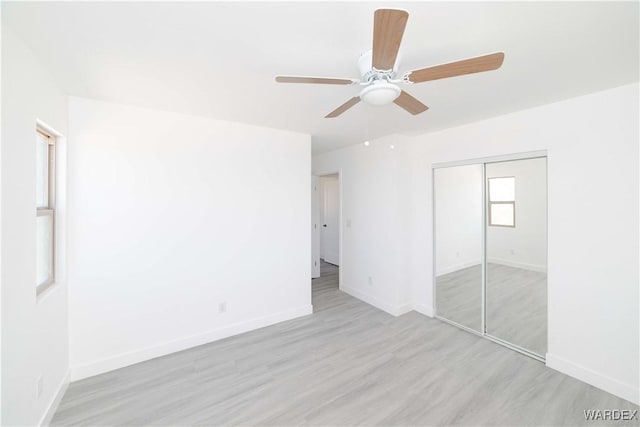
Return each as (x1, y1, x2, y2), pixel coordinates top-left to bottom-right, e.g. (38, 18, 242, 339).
(4, 1, 638, 153)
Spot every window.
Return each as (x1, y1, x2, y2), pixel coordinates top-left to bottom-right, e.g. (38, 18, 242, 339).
(36, 129, 55, 293)
(488, 176, 515, 227)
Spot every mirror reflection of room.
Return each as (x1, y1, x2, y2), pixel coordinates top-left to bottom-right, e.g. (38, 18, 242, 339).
(434, 164, 483, 332)
(485, 158, 547, 356)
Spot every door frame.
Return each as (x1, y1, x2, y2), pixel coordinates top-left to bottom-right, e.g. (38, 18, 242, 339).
(311, 175, 321, 279)
(313, 169, 343, 290)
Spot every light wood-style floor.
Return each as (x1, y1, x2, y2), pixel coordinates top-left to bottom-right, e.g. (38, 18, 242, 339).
(486, 263, 547, 355)
(436, 263, 547, 355)
(436, 264, 483, 332)
(52, 261, 637, 426)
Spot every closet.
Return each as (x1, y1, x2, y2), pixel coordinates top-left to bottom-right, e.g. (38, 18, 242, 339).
(433, 154, 547, 360)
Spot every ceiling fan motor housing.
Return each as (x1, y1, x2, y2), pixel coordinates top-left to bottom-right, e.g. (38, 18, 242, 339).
(358, 50, 400, 81)
(357, 50, 402, 106)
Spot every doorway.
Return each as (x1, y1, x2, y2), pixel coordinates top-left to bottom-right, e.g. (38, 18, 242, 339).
(319, 174, 339, 266)
(311, 173, 341, 310)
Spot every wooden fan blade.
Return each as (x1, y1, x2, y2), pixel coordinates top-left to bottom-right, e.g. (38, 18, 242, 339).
(407, 52, 505, 83)
(275, 76, 357, 85)
(325, 97, 361, 118)
(372, 9, 409, 71)
(394, 91, 429, 115)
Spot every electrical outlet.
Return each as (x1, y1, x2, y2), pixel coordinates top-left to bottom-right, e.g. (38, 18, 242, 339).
(368, 276, 373, 286)
(456, 251, 460, 258)
(510, 249, 515, 255)
(218, 302, 227, 313)
(346, 219, 352, 228)
(37, 376, 43, 398)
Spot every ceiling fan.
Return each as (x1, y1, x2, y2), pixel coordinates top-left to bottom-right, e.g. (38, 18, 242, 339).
(275, 9, 504, 118)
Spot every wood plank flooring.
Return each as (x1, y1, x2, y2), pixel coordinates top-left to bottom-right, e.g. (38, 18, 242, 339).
(436, 263, 547, 355)
(486, 263, 547, 355)
(435, 264, 483, 332)
(52, 261, 638, 426)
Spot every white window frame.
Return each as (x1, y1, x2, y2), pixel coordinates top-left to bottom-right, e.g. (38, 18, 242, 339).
(36, 128, 56, 294)
(488, 176, 515, 228)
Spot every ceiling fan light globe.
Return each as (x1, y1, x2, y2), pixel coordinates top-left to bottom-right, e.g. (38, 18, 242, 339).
(360, 81, 401, 106)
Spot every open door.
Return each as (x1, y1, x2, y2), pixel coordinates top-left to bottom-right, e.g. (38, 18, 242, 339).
(320, 175, 340, 266)
(311, 175, 321, 278)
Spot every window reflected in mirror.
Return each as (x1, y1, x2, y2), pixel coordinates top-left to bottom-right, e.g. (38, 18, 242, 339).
(488, 177, 515, 227)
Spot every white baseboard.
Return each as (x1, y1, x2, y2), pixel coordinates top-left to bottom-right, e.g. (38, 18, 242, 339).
(412, 303, 435, 318)
(487, 257, 547, 273)
(71, 304, 313, 381)
(40, 370, 70, 426)
(436, 259, 482, 276)
(321, 252, 339, 266)
(546, 353, 639, 405)
(340, 286, 411, 317)
(394, 303, 413, 316)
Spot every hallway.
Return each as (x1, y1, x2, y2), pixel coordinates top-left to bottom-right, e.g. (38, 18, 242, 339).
(312, 261, 339, 312)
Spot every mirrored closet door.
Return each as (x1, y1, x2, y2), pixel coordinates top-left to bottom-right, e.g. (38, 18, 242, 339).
(433, 155, 547, 360)
(485, 158, 547, 357)
(434, 165, 484, 333)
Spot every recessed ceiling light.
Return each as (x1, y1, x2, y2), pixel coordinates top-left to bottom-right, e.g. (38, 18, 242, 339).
(364, 141, 370, 146)
(390, 144, 395, 149)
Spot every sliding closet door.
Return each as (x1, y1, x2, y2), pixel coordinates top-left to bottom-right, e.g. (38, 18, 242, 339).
(485, 157, 547, 356)
(434, 165, 484, 332)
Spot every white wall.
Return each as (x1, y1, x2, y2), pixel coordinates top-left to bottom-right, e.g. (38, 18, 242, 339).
(1, 29, 70, 426)
(1, 4, 4, 422)
(434, 165, 483, 276)
(486, 158, 547, 272)
(314, 135, 412, 316)
(313, 83, 639, 404)
(67, 97, 312, 380)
